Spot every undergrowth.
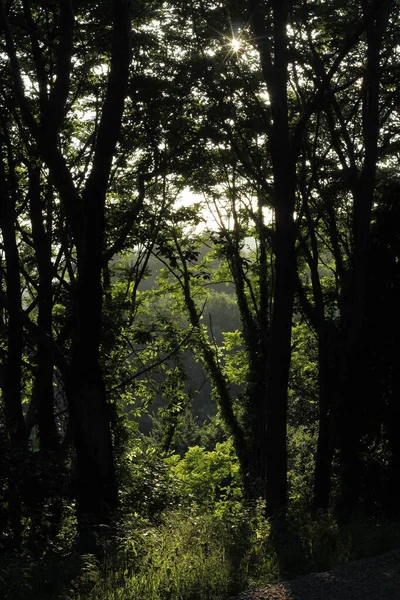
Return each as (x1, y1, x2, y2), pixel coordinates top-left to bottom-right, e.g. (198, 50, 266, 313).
(2, 436, 400, 600)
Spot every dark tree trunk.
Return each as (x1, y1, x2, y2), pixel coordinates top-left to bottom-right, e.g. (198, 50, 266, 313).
(301, 205, 338, 512)
(249, 0, 297, 517)
(336, 2, 389, 514)
(28, 166, 59, 451)
(226, 213, 269, 497)
(385, 367, 400, 517)
(0, 142, 26, 547)
(265, 0, 297, 515)
(65, 0, 131, 540)
(265, 208, 296, 515)
(66, 185, 117, 533)
(0, 151, 25, 447)
(66, 358, 116, 531)
(25, 166, 64, 545)
(313, 336, 336, 510)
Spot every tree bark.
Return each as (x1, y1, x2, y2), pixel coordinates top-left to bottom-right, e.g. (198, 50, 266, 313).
(0, 136, 25, 547)
(28, 165, 59, 452)
(313, 328, 336, 510)
(265, 206, 296, 515)
(65, 0, 131, 538)
(260, 0, 296, 517)
(336, 1, 389, 513)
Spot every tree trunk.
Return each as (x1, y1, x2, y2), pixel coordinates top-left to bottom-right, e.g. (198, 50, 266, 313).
(66, 181, 117, 535)
(385, 366, 400, 517)
(226, 215, 269, 498)
(178, 253, 251, 495)
(249, 0, 297, 517)
(299, 197, 338, 512)
(67, 359, 116, 532)
(265, 207, 296, 515)
(336, 1, 389, 514)
(0, 144, 25, 547)
(66, 1, 131, 543)
(29, 166, 59, 451)
(313, 332, 336, 510)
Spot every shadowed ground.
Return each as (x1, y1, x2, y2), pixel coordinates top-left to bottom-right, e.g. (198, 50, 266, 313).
(229, 549, 400, 600)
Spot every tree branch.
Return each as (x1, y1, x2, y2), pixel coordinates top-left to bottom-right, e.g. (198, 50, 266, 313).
(82, 0, 132, 203)
(293, 0, 392, 155)
(0, 292, 68, 377)
(47, 0, 74, 133)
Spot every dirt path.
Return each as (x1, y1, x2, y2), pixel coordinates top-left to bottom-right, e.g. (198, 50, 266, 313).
(228, 549, 400, 600)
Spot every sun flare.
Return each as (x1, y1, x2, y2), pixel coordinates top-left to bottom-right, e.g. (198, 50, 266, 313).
(231, 37, 241, 52)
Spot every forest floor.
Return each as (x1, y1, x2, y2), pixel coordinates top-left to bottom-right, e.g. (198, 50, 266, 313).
(228, 548, 400, 600)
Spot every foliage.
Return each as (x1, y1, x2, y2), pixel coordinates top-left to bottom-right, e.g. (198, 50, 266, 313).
(1, 0, 400, 597)
(165, 439, 243, 510)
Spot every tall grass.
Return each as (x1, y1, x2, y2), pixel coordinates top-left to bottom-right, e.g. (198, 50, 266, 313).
(66, 504, 278, 600)
(2, 503, 400, 600)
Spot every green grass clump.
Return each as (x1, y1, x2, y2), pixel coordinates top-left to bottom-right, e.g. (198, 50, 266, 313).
(68, 503, 277, 600)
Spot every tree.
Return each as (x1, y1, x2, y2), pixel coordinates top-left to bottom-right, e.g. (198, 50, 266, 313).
(294, 0, 394, 511)
(0, 0, 132, 540)
(166, 0, 394, 518)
